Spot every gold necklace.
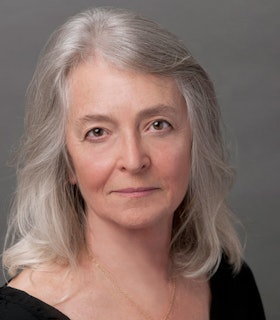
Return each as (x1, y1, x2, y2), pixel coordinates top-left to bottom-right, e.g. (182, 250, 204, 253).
(90, 255, 176, 320)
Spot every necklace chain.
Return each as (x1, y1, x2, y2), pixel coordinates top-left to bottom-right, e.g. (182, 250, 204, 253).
(90, 255, 176, 320)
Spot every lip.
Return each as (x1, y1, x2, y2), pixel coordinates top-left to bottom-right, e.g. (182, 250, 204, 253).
(111, 187, 160, 198)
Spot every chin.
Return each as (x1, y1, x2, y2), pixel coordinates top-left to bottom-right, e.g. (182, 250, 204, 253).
(112, 208, 173, 231)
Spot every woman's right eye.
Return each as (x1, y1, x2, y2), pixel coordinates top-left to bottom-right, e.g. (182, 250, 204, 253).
(85, 128, 106, 140)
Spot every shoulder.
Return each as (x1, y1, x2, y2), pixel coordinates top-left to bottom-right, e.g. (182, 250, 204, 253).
(210, 256, 266, 320)
(0, 285, 69, 320)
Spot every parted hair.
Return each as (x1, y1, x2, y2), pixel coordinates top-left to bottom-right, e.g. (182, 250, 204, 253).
(3, 7, 242, 278)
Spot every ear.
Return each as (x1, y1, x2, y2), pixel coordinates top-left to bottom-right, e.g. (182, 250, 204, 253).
(69, 175, 77, 185)
(65, 149, 77, 184)
(68, 167, 77, 185)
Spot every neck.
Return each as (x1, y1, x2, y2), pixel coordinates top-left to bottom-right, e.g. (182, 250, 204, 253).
(84, 213, 173, 283)
(78, 213, 178, 320)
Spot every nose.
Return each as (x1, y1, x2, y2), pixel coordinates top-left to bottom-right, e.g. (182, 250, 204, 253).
(117, 133, 151, 174)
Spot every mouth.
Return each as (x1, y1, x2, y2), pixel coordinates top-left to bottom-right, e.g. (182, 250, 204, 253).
(111, 187, 160, 198)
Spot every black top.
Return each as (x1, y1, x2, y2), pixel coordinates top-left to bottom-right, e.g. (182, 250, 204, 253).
(0, 259, 265, 320)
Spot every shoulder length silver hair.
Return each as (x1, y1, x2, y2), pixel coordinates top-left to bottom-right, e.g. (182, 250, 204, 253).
(3, 7, 242, 278)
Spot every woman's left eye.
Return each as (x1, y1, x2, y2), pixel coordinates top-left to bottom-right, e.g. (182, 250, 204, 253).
(150, 120, 171, 131)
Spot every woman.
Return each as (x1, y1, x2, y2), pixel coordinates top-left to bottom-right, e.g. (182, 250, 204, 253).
(0, 7, 265, 319)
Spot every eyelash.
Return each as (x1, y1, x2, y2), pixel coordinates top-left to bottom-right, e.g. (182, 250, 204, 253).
(84, 120, 172, 141)
(149, 119, 172, 131)
(85, 128, 107, 140)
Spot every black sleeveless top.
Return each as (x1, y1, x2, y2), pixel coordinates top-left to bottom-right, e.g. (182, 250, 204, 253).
(0, 259, 265, 320)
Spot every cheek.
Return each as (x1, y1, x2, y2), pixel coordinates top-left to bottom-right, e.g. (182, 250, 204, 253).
(157, 145, 191, 191)
(172, 155, 191, 192)
(69, 149, 115, 194)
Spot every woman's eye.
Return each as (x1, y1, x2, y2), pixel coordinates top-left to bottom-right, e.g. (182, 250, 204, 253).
(150, 120, 171, 131)
(86, 128, 105, 139)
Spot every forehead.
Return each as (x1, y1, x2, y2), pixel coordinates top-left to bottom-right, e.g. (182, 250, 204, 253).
(67, 58, 185, 117)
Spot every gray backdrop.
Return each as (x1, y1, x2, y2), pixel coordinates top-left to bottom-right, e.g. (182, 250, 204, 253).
(0, 0, 279, 318)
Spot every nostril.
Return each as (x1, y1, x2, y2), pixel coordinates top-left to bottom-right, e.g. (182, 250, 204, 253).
(119, 153, 151, 174)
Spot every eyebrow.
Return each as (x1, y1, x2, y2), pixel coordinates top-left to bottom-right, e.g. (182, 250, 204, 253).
(76, 114, 114, 128)
(75, 104, 178, 128)
(137, 104, 178, 120)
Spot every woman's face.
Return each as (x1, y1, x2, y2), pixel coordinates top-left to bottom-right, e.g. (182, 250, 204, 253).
(66, 58, 192, 230)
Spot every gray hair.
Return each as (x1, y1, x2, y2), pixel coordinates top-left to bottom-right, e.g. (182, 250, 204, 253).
(3, 7, 242, 278)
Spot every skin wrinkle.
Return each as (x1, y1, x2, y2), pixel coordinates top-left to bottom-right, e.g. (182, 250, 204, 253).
(66, 58, 191, 234)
